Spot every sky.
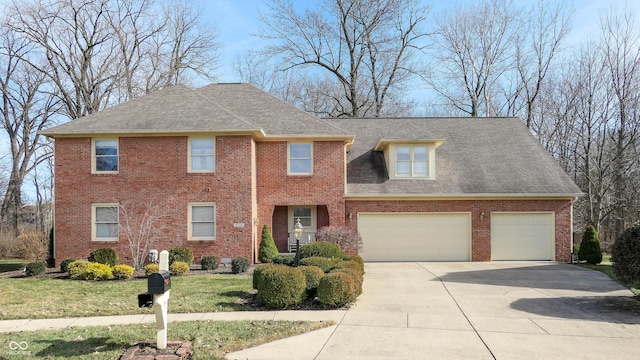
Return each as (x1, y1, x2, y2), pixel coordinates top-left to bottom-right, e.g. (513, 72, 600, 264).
(199, 0, 640, 83)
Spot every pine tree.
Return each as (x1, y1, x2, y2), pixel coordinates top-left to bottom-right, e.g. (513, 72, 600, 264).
(578, 225, 603, 265)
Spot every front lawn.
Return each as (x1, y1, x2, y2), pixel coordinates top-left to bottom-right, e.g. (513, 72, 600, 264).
(0, 274, 254, 320)
(577, 255, 640, 295)
(0, 320, 332, 359)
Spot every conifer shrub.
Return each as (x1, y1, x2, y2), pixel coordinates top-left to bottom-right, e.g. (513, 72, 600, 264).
(232, 257, 250, 274)
(25, 262, 46, 277)
(299, 256, 341, 273)
(612, 223, 640, 288)
(317, 272, 356, 307)
(272, 254, 295, 266)
(258, 225, 279, 263)
(300, 241, 343, 259)
(299, 265, 325, 299)
(578, 225, 603, 264)
(256, 265, 306, 309)
(88, 248, 119, 267)
(200, 256, 219, 270)
(144, 263, 160, 276)
(169, 246, 193, 265)
(170, 261, 190, 276)
(112, 264, 135, 279)
(68, 261, 90, 280)
(85, 262, 113, 280)
(60, 258, 76, 273)
(252, 263, 280, 290)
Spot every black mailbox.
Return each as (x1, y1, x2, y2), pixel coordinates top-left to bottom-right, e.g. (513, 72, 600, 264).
(138, 292, 153, 308)
(148, 271, 171, 294)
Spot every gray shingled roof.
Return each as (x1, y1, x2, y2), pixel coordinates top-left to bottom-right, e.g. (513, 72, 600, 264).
(41, 83, 350, 137)
(335, 117, 582, 196)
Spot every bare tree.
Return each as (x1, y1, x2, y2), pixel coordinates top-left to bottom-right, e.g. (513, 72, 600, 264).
(256, 0, 430, 117)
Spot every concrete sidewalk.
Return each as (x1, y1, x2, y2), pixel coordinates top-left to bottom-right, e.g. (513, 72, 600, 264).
(0, 310, 347, 333)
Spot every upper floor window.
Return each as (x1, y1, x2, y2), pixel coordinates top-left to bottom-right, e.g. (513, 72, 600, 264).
(189, 203, 216, 240)
(93, 139, 118, 173)
(189, 138, 215, 172)
(396, 145, 428, 177)
(92, 204, 119, 241)
(288, 142, 313, 175)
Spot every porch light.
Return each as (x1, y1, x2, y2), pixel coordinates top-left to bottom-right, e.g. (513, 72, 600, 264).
(294, 218, 303, 266)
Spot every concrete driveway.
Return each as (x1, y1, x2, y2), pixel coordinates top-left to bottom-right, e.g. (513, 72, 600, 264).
(228, 262, 640, 360)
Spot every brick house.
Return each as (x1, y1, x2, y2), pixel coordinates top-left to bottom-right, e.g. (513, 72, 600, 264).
(41, 84, 581, 265)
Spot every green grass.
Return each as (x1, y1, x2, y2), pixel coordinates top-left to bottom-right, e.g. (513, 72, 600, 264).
(0, 274, 254, 320)
(577, 255, 640, 296)
(0, 320, 333, 359)
(0, 259, 26, 273)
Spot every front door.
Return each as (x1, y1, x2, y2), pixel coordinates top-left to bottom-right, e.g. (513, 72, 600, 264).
(289, 206, 317, 250)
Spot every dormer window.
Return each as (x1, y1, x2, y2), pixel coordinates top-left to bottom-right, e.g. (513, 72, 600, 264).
(375, 139, 444, 180)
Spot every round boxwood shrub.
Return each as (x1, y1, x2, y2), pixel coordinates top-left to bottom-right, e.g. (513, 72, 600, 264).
(170, 261, 190, 276)
(112, 264, 135, 279)
(25, 261, 46, 277)
(88, 248, 119, 266)
(272, 254, 295, 266)
(200, 256, 219, 270)
(300, 242, 343, 260)
(68, 261, 90, 280)
(169, 246, 194, 265)
(317, 272, 357, 307)
(258, 225, 279, 263)
(299, 256, 341, 273)
(612, 223, 640, 288)
(232, 257, 250, 274)
(253, 263, 281, 290)
(331, 266, 363, 296)
(257, 265, 306, 309)
(578, 225, 603, 264)
(144, 263, 160, 276)
(299, 265, 325, 299)
(343, 255, 365, 273)
(60, 258, 76, 273)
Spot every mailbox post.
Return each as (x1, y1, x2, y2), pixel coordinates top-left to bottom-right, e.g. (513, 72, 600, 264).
(138, 250, 171, 349)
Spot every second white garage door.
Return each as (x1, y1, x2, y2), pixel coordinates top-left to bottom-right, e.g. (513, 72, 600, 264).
(491, 213, 555, 260)
(358, 213, 471, 261)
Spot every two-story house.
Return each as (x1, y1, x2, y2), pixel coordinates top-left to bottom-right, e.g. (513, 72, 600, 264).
(41, 83, 581, 265)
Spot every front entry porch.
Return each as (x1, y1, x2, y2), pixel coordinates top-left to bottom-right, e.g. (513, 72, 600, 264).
(272, 205, 329, 253)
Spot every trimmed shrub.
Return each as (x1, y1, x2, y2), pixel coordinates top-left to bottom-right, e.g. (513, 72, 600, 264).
(253, 263, 280, 290)
(299, 256, 341, 273)
(169, 246, 194, 265)
(112, 264, 135, 279)
(300, 242, 343, 260)
(257, 265, 306, 309)
(70, 262, 114, 280)
(317, 272, 357, 307)
(612, 223, 640, 288)
(258, 225, 279, 263)
(170, 261, 190, 276)
(200, 256, 219, 270)
(88, 248, 119, 267)
(316, 225, 363, 255)
(331, 265, 363, 296)
(144, 263, 160, 276)
(68, 261, 90, 280)
(578, 225, 603, 265)
(342, 255, 365, 274)
(232, 257, 250, 274)
(60, 258, 76, 273)
(299, 265, 325, 299)
(272, 254, 295, 266)
(25, 261, 46, 277)
(16, 231, 49, 262)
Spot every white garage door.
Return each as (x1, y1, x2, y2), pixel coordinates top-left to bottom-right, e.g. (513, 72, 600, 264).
(491, 213, 554, 261)
(358, 213, 471, 261)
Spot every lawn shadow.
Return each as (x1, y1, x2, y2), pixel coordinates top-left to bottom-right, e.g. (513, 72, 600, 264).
(510, 296, 640, 324)
(33, 337, 123, 357)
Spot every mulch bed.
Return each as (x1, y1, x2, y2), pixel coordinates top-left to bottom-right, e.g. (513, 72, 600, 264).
(119, 340, 192, 360)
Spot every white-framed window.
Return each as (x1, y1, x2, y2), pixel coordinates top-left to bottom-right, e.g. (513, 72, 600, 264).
(188, 202, 216, 240)
(395, 145, 430, 178)
(92, 204, 119, 241)
(288, 142, 313, 175)
(92, 139, 119, 173)
(188, 137, 215, 172)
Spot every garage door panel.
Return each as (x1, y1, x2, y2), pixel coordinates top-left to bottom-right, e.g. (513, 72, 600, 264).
(491, 213, 554, 261)
(359, 213, 471, 262)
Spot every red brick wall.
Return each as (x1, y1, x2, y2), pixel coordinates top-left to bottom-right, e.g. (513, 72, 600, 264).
(54, 135, 256, 266)
(271, 206, 288, 252)
(345, 199, 573, 262)
(256, 141, 346, 232)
